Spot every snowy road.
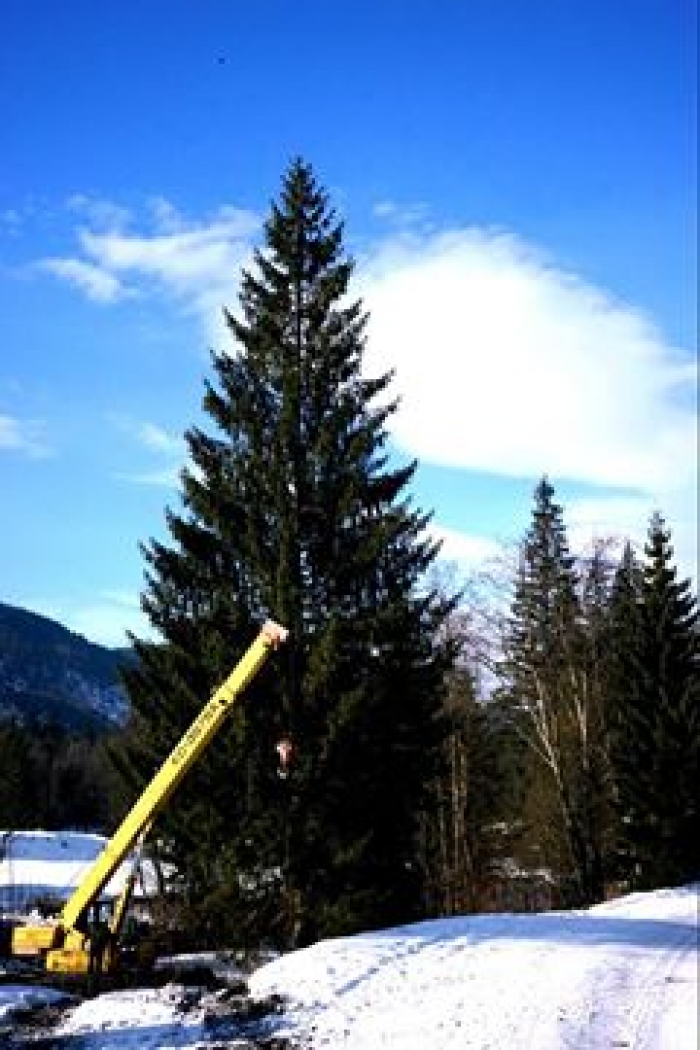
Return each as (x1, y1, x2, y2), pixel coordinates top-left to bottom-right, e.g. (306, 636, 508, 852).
(250, 884, 699, 1049)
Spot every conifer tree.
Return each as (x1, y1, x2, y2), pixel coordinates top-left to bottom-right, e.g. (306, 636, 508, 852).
(578, 539, 619, 883)
(609, 516, 699, 888)
(122, 159, 454, 947)
(502, 477, 608, 904)
(607, 540, 644, 878)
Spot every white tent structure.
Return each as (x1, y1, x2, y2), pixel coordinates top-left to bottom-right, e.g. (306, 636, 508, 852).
(0, 830, 161, 916)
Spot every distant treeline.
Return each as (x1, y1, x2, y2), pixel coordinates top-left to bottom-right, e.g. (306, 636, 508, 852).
(0, 720, 118, 831)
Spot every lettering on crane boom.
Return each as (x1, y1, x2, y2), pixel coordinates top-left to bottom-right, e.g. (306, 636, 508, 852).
(170, 699, 222, 766)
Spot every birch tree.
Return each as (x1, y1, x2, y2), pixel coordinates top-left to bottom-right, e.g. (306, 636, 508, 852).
(502, 478, 610, 904)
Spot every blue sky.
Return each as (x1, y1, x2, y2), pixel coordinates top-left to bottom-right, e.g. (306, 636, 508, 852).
(1, 0, 697, 646)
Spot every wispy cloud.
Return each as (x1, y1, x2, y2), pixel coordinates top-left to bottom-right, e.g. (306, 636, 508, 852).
(431, 524, 503, 572)
(66, 194, 132, 230)
(78, 208, 258, 294)
(40, 198, 260, 345)
(107, 412, 185, 488)
(118, 465, 183, 489)
(2, 208, 23, 235)
(566, 495, 658, 550)
(29, 588, 153, 642)
(40, 257, 129, 303)
(567, 492, 698, 584)
(0, 413, 52, 457)
(134, 420, 184, 455)
(371, 198, 434, 232)
(373, 200, 398, 218)
(68, 588, 153, 648)
(32, 589, 152, 647)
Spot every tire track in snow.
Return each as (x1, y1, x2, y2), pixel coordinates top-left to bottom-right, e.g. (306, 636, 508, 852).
(552, 910, 698, 1048)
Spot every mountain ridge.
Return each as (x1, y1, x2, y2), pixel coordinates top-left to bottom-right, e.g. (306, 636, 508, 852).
(0, 600, 132, 730)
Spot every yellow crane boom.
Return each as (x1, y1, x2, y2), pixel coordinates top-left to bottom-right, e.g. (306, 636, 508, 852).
(11, 619, 287, 975)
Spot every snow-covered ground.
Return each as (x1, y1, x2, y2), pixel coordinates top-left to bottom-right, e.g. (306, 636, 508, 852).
(0, 981, 259, 1047)
(250, 884, 699, 1049)
(1, 883, 697, 1048)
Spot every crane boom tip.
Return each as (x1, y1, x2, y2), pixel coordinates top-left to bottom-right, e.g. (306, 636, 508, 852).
(261, 620, 289, 647)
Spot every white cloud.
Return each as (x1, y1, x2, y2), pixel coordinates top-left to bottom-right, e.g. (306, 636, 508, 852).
(567, 493, 698, 585)
(371, 199, 433, 232)
(0, 414, 51, 457)
(67, 598, 151, 648)
(107, 412, 182, 448)
(431, 524, 503, 574)
(101, 588, 141, 610)
(28, 590, 151, 648)
(117, 465, 182, 489)
(358, 229, 696, 494)
(357, 227, 697, 585)
(433, 493, 697, 594)
(78, 217, 248, 289)
(373, 200, 397, 218)
(107, 413, 185, 487)
(66, 194, 132, 230)
(147, 196, 187, 233)
(52, 204, 696, 492)
(135, 421, 183, 454)
(40, 257, 128, 303)
(42, 200, 260, 348)
(77, 206, 258, 314)
(2, 208, 22, 234)
(566, 495, 655, 548)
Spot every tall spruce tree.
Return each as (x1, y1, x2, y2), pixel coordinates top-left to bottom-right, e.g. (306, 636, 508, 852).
(502, 477, 608, 904)
(609, 516, 699, 888)
(121, 160, 454, 948)
(607, 540, 645, 879)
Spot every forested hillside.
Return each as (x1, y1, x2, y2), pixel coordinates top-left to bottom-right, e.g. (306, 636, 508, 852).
(0, 603, 130, 832)
(0, 601, 130, 730)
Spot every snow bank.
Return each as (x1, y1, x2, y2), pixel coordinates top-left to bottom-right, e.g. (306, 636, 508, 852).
(249, 884, 700, 1050)
(54, 985, 209, 1048)
(0, 983, 72, 1023)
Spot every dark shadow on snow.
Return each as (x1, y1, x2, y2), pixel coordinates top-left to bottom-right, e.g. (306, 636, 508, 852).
(361, 892, 699, 954)
(3, 992, 290, 1049)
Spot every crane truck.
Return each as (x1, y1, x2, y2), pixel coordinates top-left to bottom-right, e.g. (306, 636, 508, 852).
(7, 620, 288, 977)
